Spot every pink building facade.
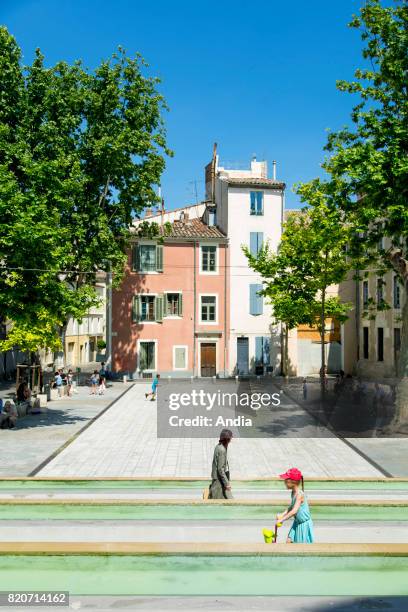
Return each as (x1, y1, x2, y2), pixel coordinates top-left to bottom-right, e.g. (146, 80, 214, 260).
(112, 217, 229, 378)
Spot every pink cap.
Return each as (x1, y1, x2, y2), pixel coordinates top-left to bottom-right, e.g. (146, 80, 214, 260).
(279, 468, 303, 482)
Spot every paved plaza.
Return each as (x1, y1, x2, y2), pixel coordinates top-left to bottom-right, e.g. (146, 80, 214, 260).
(38, 382, 385, 478)
(0, 383, 127, 476)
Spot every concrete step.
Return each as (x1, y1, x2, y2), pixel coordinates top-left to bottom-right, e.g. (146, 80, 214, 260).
(0, 519, 407, 543)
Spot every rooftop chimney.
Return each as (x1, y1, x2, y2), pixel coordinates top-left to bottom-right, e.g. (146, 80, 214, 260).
(273, 161, 277, 180)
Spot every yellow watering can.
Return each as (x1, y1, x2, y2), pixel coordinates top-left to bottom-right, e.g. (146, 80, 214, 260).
(262, 522, 282, 544)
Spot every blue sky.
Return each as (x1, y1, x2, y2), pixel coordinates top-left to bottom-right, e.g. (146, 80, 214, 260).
(1, 0, 367, 210)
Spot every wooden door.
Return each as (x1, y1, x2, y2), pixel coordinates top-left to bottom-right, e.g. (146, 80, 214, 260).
(200, 343, 216, 377)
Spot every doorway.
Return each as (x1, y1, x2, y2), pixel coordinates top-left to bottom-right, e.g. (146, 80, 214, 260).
(237, 337, 249, 375)
(200, 343, 216, 377)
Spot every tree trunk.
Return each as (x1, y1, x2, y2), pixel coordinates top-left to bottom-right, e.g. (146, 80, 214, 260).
(320, 290, 326, 398)
(285, 324, 289, 379)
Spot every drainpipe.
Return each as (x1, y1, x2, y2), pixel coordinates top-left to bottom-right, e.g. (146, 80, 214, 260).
(355, 269, 360, 364)
(280, 186, 285, 375)
(106, 264, 113, 370)
(224, 241, 228, 377)
(193, 241, 197, 377)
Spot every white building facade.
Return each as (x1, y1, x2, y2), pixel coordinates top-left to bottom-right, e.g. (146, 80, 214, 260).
(207, 156, 285, 376)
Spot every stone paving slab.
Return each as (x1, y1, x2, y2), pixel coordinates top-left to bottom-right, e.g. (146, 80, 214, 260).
(347, 439, 408, 478)
(38, 384, 382, 478)
(0, 383, 128, 476)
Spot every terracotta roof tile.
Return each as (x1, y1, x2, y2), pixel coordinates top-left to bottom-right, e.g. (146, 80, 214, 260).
(224, 177, 285, 189)
(131, 217, 226, 240)
(167, 218, 226, 239)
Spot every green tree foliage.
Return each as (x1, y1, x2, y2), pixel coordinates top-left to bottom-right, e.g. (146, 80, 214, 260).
(324, 0, 408, 258)
(0, 27, 170, 351)
(245, 192, 351, 380)
(320, 0, 408, 420)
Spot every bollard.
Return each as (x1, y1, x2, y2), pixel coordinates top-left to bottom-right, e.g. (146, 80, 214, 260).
(235, 375, 239, 383)
(123, 374, 127, 384)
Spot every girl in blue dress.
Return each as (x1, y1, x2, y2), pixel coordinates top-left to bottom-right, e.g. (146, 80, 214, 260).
(276, 468, 314, 543)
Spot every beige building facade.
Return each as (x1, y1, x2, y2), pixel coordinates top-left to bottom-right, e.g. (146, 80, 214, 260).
(352, 268, 403, 379)
(64, 282, 106, 367)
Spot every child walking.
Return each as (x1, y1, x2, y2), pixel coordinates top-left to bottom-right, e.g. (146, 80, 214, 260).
(145, 374, 160, 401)
(90, 370, 99, 395)
(276, 468, 314, 543)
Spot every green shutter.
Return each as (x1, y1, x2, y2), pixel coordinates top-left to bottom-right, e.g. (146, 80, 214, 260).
(178, 293, 183, 317)
(156, 244, 163, 272)
(155, 294, 164, 322)
(132, 244, 140, 272)
(132, 296, 140, 322)
(139, 343, 147, 370)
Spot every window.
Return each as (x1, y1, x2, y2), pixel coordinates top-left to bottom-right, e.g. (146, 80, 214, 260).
(200, 295, 217, 323)
(132, 243, 163, 273)
(393, 276, 401, 309)
(166, 293, 183, 317)
(201, 245, 217, 273)
(362, 280, 369, 308)
(376, 278, 384, 306)
(377, 327, 384, 362)
(394, 328, 401, 352)
(394, 328, 401, 366)
(250, 232, 264, 256)
(363, 327, 369, 359)
(249, 284, 263, 315)
(173, 345, 188, 370)
(132, 295, 164, 323)
(140, 296, 155, 321)
(250, 191, 263, 216)
(139, 341, 155, 371)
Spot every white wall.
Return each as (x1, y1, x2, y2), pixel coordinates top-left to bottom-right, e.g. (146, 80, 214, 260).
(216, 180, 283, 374)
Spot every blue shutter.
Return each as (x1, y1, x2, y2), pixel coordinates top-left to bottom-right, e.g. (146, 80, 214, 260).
(249, 285, 256, 314)
(250, 192, 255, 214)
(249, 284, 263, 315)
(250, 233, 258, 256)
(255, 337, 263, 365)
(263, 337, 270, 365)
(255, 284, 263, 314)
(250, 232, 263, 256)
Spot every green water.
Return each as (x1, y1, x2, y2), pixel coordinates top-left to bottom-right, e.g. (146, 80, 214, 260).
(1, 479, 408, 491)
(1, 555, 407, 596)
(0, 503, 407, 521)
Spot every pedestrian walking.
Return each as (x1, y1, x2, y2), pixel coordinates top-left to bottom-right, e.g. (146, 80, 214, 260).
(67, 369, 73, 397)
(90, 370, 99, 395)
(208, 429, 233, 500)
(302, 378, 307, 400)
(98, 362, 107, 395)
(54, 370, 63, 399)
(145, 374, 160, 401)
